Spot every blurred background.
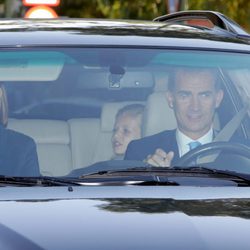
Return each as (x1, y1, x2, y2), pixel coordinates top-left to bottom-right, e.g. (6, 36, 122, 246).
(1, 0, 249, 32)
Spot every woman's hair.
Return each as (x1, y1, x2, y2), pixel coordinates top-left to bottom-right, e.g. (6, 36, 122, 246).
(0, 84, 8, 127)
(115, 104, 144, 122)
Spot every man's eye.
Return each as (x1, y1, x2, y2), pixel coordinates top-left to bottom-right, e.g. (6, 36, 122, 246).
(200, 92, 211, 98)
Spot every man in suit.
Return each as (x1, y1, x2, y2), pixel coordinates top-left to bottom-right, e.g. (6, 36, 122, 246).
(125, 67, 224, 167)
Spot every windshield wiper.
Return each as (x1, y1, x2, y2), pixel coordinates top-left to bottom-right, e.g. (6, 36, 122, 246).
(66, 158, 250, 186)
(78, 169, 179, 186)
(171, 166, 250, 186)
(78, 166, 250, 187)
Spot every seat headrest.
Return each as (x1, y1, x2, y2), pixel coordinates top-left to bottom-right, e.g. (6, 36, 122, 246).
(143, 92, 176, 136)
(8, 119, 70, 144)
(101, 102, 144, 132)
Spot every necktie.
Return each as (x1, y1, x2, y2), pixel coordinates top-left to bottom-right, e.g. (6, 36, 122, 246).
(188, 141, 201, 150)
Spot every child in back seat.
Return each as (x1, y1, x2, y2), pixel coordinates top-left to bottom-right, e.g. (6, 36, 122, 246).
(111, 104, 144, 160)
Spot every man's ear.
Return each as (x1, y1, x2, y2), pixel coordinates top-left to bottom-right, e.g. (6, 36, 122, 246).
(215, 90, 224, 108)
(166, 91, 174, 109)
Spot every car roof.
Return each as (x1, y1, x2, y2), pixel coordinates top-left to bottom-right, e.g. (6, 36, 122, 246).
(0, 18, 249, 52)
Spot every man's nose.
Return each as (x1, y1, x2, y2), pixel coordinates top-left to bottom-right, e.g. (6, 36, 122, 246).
(190, 96, 200, 110)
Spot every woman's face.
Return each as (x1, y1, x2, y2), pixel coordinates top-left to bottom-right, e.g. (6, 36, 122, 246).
(112, 114, 142, 155)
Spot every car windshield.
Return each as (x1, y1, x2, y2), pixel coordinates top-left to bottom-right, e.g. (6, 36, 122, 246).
(1, 47, 250, 177)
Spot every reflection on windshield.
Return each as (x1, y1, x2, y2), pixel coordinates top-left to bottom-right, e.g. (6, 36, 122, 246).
(0, 48, 248, 177)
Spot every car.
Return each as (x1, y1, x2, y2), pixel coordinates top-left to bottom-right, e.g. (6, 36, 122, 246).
(0, 10, 250, 249)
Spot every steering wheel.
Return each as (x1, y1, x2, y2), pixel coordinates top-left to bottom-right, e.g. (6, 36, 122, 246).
(175, 141, 250, 167)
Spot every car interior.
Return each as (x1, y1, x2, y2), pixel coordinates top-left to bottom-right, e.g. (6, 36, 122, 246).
(1, 48, 249, 176)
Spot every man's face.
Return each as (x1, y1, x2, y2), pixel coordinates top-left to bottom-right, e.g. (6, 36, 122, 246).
(166, 69, 224, 139)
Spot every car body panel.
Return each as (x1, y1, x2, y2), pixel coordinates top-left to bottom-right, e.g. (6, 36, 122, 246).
(0, 19, 249, 51)
(0, 186, 250, 249)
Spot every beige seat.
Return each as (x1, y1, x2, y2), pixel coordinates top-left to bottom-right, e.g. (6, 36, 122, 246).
(143, 92, 176, 136)
(8, 119, 73, 176)
(8, 118, 102, 174)
(68, 118, 100, 169)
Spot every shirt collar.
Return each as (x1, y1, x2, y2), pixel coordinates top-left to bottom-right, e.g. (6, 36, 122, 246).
(176, 127, 213, 157)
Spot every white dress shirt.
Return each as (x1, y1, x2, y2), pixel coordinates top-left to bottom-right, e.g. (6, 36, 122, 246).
(176, 128, 214, 157)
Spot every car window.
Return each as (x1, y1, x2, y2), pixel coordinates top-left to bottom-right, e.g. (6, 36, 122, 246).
(1, 47, 250, 177)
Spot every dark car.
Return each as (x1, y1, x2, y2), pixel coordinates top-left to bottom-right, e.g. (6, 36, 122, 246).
(0, 11, 250, 249)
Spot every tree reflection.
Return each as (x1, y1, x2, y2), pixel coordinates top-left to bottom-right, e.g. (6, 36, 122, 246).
(96, 198, 250, 219)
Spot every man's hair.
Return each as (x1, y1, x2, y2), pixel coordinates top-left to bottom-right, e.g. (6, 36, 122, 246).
(0, 84, 8, 127)
(168, 67, 222, 92)
(116, 104, 144, 121)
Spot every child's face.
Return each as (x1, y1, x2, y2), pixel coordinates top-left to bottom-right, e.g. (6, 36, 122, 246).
(112, 114, 141, 155)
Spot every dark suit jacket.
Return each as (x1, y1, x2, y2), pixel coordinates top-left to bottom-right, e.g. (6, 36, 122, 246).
(0, 125, 40, 176)
(125, 129, 180, 164)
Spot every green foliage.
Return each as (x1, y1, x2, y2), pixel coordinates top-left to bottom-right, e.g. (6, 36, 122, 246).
(56, 0, 250, 31)
(188, 0, 250, 31)
(56, 0, 166, 20)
